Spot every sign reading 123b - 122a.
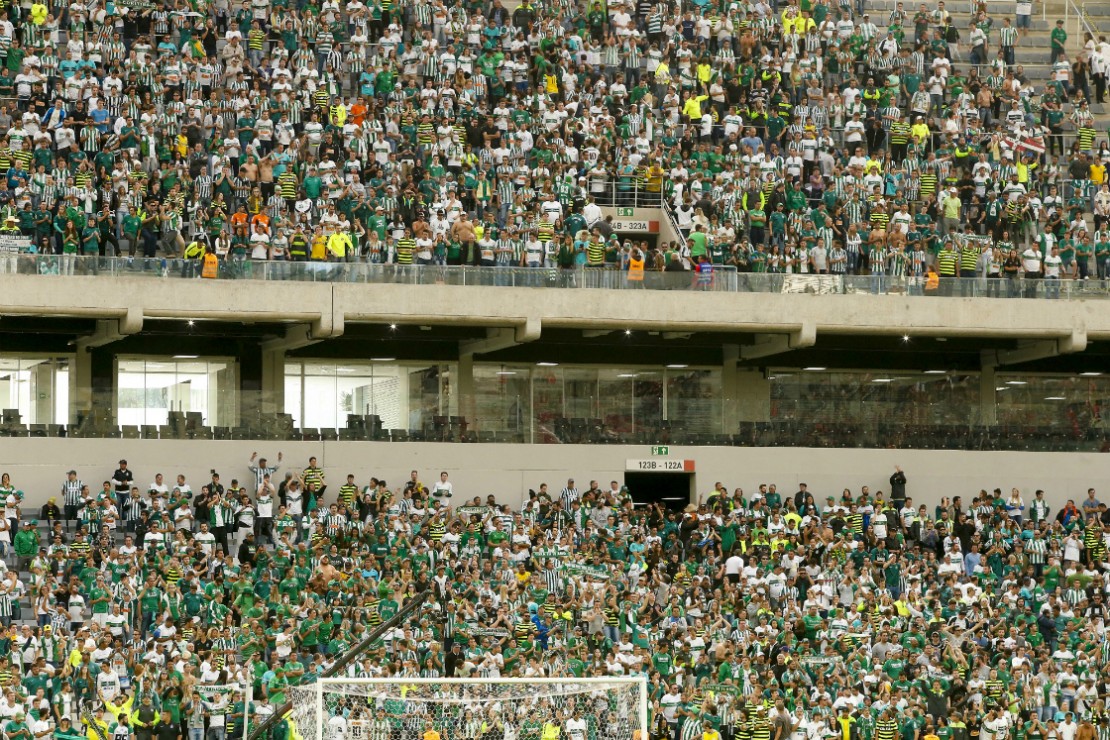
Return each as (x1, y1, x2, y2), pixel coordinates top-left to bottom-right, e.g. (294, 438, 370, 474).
(626, 459, 695, 472)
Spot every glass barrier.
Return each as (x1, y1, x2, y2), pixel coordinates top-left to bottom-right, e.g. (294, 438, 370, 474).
(769, 371, 982, 427)
(4, 256, 1110, 299)
(6, 386, 1108, 452)
(732, 421, 1110, 452)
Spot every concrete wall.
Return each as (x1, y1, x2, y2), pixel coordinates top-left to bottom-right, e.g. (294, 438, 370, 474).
(0, 275, 1107, 341)
(3, 438, 1102, 513)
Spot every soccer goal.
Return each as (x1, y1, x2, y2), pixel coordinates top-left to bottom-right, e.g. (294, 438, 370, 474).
(287, 677, 649, 740)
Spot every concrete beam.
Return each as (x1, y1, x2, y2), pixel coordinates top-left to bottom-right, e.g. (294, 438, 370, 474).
(75, 306, 143, 350)
(739, 323, 817, 360)
(459, 318, 541, 356)
(260, 290, 344, 352)
(982, 328, 1088, 367)
(261, 325, 319, 353)
(7, 275, 1110, 342)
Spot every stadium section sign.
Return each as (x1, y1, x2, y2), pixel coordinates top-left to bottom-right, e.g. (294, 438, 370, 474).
(625, 459, 695, 472)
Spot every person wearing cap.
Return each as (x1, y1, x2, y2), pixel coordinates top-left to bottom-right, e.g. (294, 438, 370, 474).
(55, 716, 83, 740)
(13, 520, 38, 573)
(39, 498, 60, 531)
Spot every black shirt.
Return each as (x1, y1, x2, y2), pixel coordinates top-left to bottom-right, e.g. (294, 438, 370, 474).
(112, 467, 133, 494)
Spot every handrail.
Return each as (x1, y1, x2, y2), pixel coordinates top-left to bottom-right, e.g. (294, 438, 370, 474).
(1067, 0, 1100, 47)
(660, 198, 687, 249)
(246, 590, 429, 740)
(1079, 1, 1102, 35)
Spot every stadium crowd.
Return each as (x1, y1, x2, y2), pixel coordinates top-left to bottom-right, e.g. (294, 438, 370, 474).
(0, 0, 1107, 279)
(0, 458, 1107, 740)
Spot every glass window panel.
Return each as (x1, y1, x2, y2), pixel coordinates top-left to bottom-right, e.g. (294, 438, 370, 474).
(116, 357, 233, 427)
(0, 357, 70, 426)
(473, 366, 530, 442)
(667, 369, 721, 434)
(285, 361, 456, 433)
(633, 371, 664, 434)
(564, 368, 599, 420)
(598, 369, 635, 440)
(996, 375, 1110, 430)
(532, 366, 564, 442)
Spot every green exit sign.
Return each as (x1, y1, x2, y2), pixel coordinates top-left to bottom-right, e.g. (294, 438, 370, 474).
(617, 207, 634, 216)
(651, 446, 669, 456)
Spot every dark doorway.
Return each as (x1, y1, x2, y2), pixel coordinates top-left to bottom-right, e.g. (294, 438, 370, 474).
(615, 234, 659, 250)
(625, 472, 694, 511)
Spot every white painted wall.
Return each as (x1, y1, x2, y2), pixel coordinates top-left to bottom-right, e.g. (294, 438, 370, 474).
(2, 439, 1102, 513)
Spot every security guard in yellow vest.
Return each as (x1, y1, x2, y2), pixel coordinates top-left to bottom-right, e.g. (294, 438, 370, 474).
(201, 246, 220, 279)
(182, 240, 205, 278)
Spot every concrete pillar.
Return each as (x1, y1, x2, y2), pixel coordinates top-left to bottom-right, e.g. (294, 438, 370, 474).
(457, 354, 475, 426)
(980, 366, 998, 426)
(71, 348, 91, 425)
(87, 347, 116, 424)
(259, 348, 286, 416)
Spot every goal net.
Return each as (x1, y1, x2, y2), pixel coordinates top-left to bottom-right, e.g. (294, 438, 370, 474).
(286, 677, 649, 740)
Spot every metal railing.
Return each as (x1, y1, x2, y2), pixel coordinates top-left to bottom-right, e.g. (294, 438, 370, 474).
(0, 255, 740, 290)
(7, 256, 1110, 299)
(588, 180, 666, 209)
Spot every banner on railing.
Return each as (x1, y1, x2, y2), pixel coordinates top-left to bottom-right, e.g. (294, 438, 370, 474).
(0, 235, 31, 252)
(781, 275, 842, 294)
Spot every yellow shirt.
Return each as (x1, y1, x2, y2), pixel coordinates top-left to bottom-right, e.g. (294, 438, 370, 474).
(910, 123, 930, 142)
(943, 195, 961, 219)
(683, 95, 708, 121)
(104, 696, 134, 723)
(310, 235, 327, 260)
(1091, 163, 1107, 185)
(327, 232, 352, 259)
(423, 731, 442, 740)
(84, 718, 110, 740)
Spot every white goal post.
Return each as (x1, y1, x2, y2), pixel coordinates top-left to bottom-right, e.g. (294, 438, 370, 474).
(292, 677, 649, 740)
